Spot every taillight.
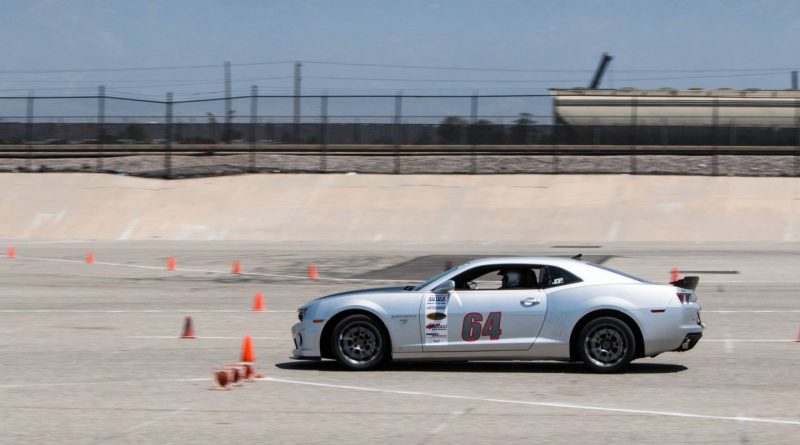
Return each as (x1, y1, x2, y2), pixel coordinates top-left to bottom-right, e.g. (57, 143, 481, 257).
(676, 292, 691, 303)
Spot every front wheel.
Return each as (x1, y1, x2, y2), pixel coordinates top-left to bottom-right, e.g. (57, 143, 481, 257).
(330, 314, 388, 370)
(578, 316, 636, 373)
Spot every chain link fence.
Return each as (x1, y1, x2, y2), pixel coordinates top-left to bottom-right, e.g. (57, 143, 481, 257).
(1, 92, 799, 177)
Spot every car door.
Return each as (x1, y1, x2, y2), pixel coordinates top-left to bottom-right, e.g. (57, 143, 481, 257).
(420, 265, 548, 353)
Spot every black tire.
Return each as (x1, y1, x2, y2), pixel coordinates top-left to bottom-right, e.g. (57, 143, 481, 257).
(578, 316, 636, 373)
(330, 314, 388, 370)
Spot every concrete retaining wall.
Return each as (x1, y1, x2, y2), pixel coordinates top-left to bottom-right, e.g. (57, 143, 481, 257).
(0, 173, 798, 242)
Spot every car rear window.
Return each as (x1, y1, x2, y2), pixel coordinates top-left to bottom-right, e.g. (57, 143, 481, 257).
(542, 266, 582, 288)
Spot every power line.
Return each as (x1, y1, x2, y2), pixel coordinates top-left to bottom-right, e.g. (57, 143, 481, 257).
(5, 58, 798, 75)
(302, 60, 800, 74)
(305, 71, 790, 84)
(308, 75, 593, 83)
(1, 71, 786, 93)
(610, 71, 789, 82)
(0, 75, 292, 84)
(302, 60, 587, 73)
(0, 60, 294, 74)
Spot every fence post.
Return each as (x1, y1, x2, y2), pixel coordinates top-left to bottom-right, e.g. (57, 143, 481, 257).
(630, 97, 638, 174)
(96, 85, 105, 172)
(551, 102, 559, 174)
(712, 98, 719, 176)
(293, 62, 302, 143)
(470, 93, 478, 174)
(164, 92, 173, 179)
(25, 92, 33, 171)
(795, 99, 800, 177)
(320, 93, 328, 172)
(250, 85, 257, 173)
(393, 93, 402, 174)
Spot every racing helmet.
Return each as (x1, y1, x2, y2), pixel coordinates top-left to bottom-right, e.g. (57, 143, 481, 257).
(500, 269, 522, 288)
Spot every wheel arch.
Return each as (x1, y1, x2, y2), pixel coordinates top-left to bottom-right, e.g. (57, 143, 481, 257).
(319, 308, 392, 360)
(569, 309, 645, 361)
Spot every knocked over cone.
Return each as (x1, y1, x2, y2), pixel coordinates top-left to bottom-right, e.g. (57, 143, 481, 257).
(180, 316, 196, 339)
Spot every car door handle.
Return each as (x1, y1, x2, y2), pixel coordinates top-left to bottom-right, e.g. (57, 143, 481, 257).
(521, 298, 541, 307)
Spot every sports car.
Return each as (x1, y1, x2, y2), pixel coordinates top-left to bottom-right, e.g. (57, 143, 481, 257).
(291, 256, 704, 372)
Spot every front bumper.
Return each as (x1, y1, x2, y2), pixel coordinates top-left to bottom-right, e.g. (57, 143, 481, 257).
(291, 321, 323, 359)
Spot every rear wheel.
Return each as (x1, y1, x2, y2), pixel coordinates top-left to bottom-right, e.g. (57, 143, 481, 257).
(578, 316, 636, 373)
(330, 314, 387, 370)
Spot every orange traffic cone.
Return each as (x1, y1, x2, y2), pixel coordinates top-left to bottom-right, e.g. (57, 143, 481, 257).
(225, 364, 245, 387)
(210, 368, 231, 390)
(86, 251, 95, 264)
(241, 336, 255, 363)
(308, 265, 319, 280)
(240, 363, 255, 381)
(252, 292, 265, 312)
(232, 260, 242, 274)
(167, 257, 177, 270)
(7, 247, 16, 259)
(670, 267, 680, 282)
(181, 316, 196, 339)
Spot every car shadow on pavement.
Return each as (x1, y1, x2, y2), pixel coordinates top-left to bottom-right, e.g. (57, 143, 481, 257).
(275, 360, 687, 374)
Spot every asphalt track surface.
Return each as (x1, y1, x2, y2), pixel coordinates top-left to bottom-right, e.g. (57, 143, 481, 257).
(1, 241, 799, 444)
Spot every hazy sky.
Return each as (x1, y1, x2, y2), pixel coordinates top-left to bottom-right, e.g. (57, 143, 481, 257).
(2, 0, 800, 98)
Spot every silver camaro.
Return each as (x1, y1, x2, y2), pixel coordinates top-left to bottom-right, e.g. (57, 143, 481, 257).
(291, 256, 704, 372)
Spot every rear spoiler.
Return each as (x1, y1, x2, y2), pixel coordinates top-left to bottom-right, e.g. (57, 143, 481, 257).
(670, 276, 699, 290)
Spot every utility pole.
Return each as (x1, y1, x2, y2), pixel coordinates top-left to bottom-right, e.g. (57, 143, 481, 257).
(224, 61, 232, 143)
(97, 85, 105, 171)
(250, 85, 258, 172)
(294, 61, 302, 142)
(792, 71, 798, 90)
(26, 91, 33, 171)
(165, 92, 173, 178)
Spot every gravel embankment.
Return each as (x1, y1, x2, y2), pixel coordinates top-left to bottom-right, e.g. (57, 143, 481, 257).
(1, 153, 797, 177)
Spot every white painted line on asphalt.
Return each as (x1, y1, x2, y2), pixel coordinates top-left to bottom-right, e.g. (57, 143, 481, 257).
(22, 256, 166, 271)
(3, 374, 799, 427)
(721, 327, 736, 366)
(703, 280, 800, 284)
(704, 310, 800, 313)
(0, 309, 294, 313)
(0, 378, 207, 389)
(703, 339, 794, 342)
(14, 255, 409, 283)
(19, 240, 94, 244)
(258, 376, 800, 427)
(126, 336, 288, 340)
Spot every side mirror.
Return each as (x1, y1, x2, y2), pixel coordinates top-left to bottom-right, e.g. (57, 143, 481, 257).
(432, 280, 455, 294)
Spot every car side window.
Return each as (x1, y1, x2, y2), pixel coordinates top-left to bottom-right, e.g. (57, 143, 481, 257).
(541, 266, 582, 288)
(452, 265, 540, 291)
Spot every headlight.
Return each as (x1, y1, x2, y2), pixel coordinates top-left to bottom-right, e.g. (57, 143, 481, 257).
(298, 307, 307, 322)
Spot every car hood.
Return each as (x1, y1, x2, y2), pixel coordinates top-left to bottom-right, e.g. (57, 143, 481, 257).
(314, 286, 406, 301)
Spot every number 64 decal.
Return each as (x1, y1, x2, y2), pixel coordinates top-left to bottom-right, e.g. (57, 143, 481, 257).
(461, 312, 502, 341)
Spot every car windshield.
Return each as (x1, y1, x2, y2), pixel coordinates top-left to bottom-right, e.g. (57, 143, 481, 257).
(584, 261, 651, 283)
(413, 263, 467, 291)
